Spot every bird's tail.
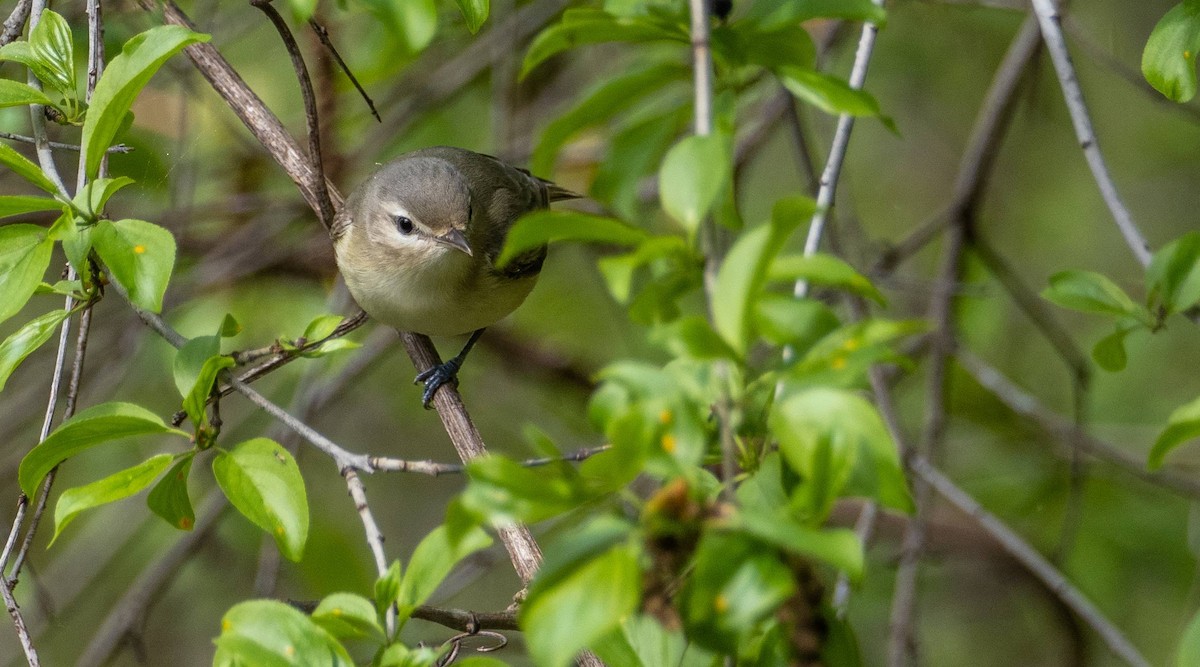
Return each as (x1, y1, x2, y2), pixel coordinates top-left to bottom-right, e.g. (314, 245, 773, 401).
(544, 181, 585, 202)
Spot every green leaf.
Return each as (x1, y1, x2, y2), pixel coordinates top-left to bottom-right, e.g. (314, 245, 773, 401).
(92, 218, 176, 312)
(29, 10, 76, 96)
(0, 195, 63, 219)
(711, 199, 814, 353)
(183, 354, 234, 425)
(52, 453, 173, 543)
(286, 0, 318, 22)
(73, 176, 135, 219)
(719, 23, 816, 71)
(311, 592, 384, 640)
(80, 25, 209, 179)
(214, 600, 352, 667)
(594, 107, 689, 219)
(374, 560, 402, 622)
(498, 210, 647, 268)
(453, 0, 488, 32)
(19, 401, 184, 497)
(736, 511, 863, 580)
(1144, 1, 1200, 102)
(219, 313, 242, 337)
(779, 67, 883, 118)
(769, 253, 885, 304)
(754, 295, 841, 349)
(147, 454, 196, 530)
(712, 224, 774, 354)
(1150, 394, 1200, 469)
(770, 387, 911, 518)
(531, 62, 686, 176)
(0, 308, 70, 395)
(173, 335, 220, 398)
(0, 43, 62, 98)
(655, 315, 741, 361)
(0, 224, 53, 324)
(745, 0, 886, 31)
(676, 531, 795, 653)
(521, 9, 684, 77)
(0, 79, 54, 108)
(212, 438, 309, 561)
(358, 0, 438, 54)
(1178, 605, 1200, 667)
(461, 455, 590, 524)
(1092, 320, 1141, 372)
(521, 539, 641, 667)
(659, 133, 731, 235)
(1148, 231, 1200, 314)
(0, 141, 62, 194)
(1042, 269, 1144, 317)
(396, 524, 492, 622)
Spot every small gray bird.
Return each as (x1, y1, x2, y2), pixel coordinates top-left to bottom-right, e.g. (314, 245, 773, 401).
(332, 146, 580, 406)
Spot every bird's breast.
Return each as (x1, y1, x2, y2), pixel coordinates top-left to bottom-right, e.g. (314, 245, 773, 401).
(336, 238, 538, 336)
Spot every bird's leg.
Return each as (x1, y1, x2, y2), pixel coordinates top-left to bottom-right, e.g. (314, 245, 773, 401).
(414, 328, 486, 408)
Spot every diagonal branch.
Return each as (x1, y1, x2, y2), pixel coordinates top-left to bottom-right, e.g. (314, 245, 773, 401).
(910, 454, 1151, 667)
(1029, 0, 1152, 267)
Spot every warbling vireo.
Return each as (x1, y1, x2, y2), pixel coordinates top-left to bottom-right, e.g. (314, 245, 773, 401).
(332, 146, 580, 406)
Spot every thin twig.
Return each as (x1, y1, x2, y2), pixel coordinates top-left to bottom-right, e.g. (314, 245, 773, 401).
(170, 310, 369, 426)
(0, 132, 132, 153)
(956, 350, 1200, 498)
(249, 0, 335, 228)
(0, 0, 30, 46)
(1029, 0, 1152, 267)
(909, 455, 1151, 667)
(343, 469, 395, 635)
(795, 0, 884, 297)
(887, 190, 967, 667)
(308, 20, 380, 122)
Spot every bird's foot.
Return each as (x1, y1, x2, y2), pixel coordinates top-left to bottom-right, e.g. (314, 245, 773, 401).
(414, 359, 462, 409)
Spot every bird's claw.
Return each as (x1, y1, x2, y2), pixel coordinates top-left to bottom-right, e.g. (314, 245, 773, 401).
(414, 359, 462, 409)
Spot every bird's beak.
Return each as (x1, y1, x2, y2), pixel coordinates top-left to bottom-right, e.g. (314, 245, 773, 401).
(436, 229, 473, 256)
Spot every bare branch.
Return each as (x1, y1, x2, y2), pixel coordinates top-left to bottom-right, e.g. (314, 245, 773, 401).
(0, 0, 30, 46)
(957, 350, 1200, 498)
(343, 469, 394, 635)
(795, 0, 884, 297)
(1029, 0, 1152, 267)
(249, 0, 335, 228)
(910, 454, 1151, 667)
(308, 20, 380, 123)
(0, 132, 132, 153)
(888, 186, 967, 667)
(878, 15, 1041, 274)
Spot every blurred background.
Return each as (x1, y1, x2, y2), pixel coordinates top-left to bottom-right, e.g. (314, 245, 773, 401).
(1, 0, 1199, 664)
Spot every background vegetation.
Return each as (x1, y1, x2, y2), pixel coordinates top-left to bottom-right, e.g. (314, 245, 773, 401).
(1, 0, 1200, 665)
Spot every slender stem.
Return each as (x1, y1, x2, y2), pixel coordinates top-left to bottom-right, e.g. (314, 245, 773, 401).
(0, 0, 30, 46)
(1028, 0, 1152, 267)
(343, 469, 394, 635)
(887, 208, 966, 667)
(910, 455, 1151, 667)
(795, 0, 884, 297)
(249, 0, 335, 228)
(686, 0, 713, 136)
(0, 132, 131, 153)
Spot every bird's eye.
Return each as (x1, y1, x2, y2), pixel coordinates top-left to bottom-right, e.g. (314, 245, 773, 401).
(395, 215, 414, 234)
(467, 204, 473, 221)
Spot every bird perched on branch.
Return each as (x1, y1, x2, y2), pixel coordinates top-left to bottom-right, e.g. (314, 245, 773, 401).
(332, 146, 581, 407)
